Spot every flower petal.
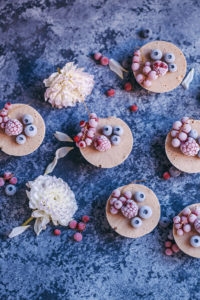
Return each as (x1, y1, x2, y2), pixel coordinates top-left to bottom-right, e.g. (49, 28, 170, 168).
(109, 58, 127, 79)
(8, 225, 30, 238)
(54, 131, 73, 142)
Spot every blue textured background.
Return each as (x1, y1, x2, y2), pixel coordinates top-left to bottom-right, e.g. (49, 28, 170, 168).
(0, 1, 200, 299)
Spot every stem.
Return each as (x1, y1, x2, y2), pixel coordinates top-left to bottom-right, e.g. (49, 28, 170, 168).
(22, 216, 34, 226)
(82, 99, 91, 117)
(131, 179, 146, 184)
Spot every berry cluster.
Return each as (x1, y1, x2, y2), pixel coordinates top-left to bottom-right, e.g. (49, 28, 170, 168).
(53, 215, 90, 242)
(110, 189, 152, 228)
(164, 240, 180, 256)
(0, 171, 18, 196)
(132, 49, 177, 88)
(173, 206, 200, 248)
(74, 113, 99, 148)
(163, 166, 182, 180)
(93, 52, 109, 66)
(0, 102, 12, 128)
(102, 125, 124, 145)
(171, 117, 200, 157)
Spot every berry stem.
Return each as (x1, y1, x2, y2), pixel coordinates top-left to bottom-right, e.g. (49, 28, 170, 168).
(21, 216, 34, 226)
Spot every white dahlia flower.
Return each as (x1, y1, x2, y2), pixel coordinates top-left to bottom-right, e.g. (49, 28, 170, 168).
(26, 175, 78, 235)
(43, 62, 94, 108)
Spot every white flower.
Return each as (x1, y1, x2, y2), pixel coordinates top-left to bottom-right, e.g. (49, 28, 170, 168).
(26, 175, 78, 235)
(43, 62, 94, 109)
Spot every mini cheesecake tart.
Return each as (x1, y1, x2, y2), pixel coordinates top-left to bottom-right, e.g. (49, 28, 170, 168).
(106, 183, 160, 238)
(173, 204, 200, 258)
(78, 116, 133, 168)
(132, 40, 187, 93)
(165, 118, 200, 173)
(0, 104, 45, 156)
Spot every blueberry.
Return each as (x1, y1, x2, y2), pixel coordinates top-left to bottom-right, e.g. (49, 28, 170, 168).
(5, 184, 17, 196)
(159, 217, 170, 228)
(131, 217, 142, 228)
(168, 63, 177, 72)
(150, 49, 162, 60)
(24, 124, 37, 137)
(102, 125, 112, 136)
(189, 129, 198, 139)
(22, 114, 34, 125)
(134, 191, 146, 202)
(139, 206, 152, 219)
(113, 126, 124, 136)
(169, 166, 181, 178)
(140, 29, 152, 39)
(190, 235, 200, 248)
(111, 135, 120, 145)
(164, 53, 175, 63)
(16, 134, 26, 145)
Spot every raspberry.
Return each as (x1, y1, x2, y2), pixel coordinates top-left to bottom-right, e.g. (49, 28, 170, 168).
(9, 177, 17, 185)
(132, 63, 140, 71)
(94, 52, 102, 60)
(54, 229, 61, 236)
(3, 116, 9, 123)
(69, 220, 77, 229)
(165, 248, 173, 256)
(171, 244, 180, 253)
(163, 172, 170, 180)
(94, 135, 111, 152)
(88, 118, 98, 128)
(0, 108, 8, 117)
(80, 120, 86, 127)
(153, 60, 168, 76)
(130, 105, 138, 112)
(106, 89, 115, 97)
(0, 116, 2, 123)
(4, 172, 13, 180)
(74, 232, 82, 242)
(180, 137, 199, 156)
(79, 141, 86, 148)
(73, 136, 80, 143)
(124, 82, 132, 91)
(121, 200, 138, 219)
(194, 218, 200, 233)
(77, 222, 86, 231)
(136, 74, 144, 84)
(0, 177, 5, 186)
(100, 56, 109, 66)
(4, 102, 12, 110)
(132, 56, 140, 63)
(82, 215, 90, 223)
(5, 119, 23, 136)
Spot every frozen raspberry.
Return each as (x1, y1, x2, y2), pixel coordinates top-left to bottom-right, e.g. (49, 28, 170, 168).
(114, 200, 123, 210)
(173, 121, 182, 131)
(82, 215, 90, 223)
(178, 132, 187, 142)
(4, 172, 13, 180)
(132, 56, 140, 63)
(132, 63, 140, 71)
(123, 191, 132, 199)
(143, 65, 151, 75)
(77, 222, 86, 231)
(4, 102, 12, 110)
(136, 74, 144, 84)
(0, 177, 5, 186)
(177, 229, 184, 236)
(110, 206, 118, 214)
(182, 123, 191, 133)
(181, 216, 188, 224)
(79, 141, 87, 148)
(85, 138, 92, 146)
(94, 52, 102, 60)
(165, 241, 172, 248)
(153, 60, 168, 76)
(119, 196, 127, 204)
(69, 220, 77, 229)
(3, 116, 9, 123)
(180, 137, 199, 156)
(173, 216, 181, 224)
(181, 117, 189, 124)
(0, 116, 3, 123)
(121, 200, 138, 219)
(188, 213, 197, 224)
(100, 56, 109, 66)
(88, 118, 98, 128)
(194, 218, 200, 233)
(73, 136, 80, 143)
(163, 172, 170, 180)
(110, 197, 118, 205)
(106, 89, 115, 97)
(182, 207, 191, 216)
(89, 113, 98, 120)
(148, 70, 158, 81)
(183, 224, 191, 233)
(0, 108, 8, 116)
(80, 120, 86, 127)
(9, 177, 17, 185)
(134, 50, 140, 56)
(130, 105, 138, 112)
(5, 119, 23, 136)
(171, 138, 181, 148)
(74, 232, 82, 242)
(87, 129, 95, 138)
(124, 82, 132, 91)
(174, 223, 182, 229)
(143, 80, 152, 87)
(54, 229, 61, 236)
(165, 248, 173, 256)
(94, 135, 111, 152)
(112, 189, 121, 198)
(171, 244, 180, 253)
(191, 207, 200, 216)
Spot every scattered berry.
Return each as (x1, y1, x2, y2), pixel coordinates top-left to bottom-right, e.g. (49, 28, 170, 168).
(4, 172, 13, 180)
(5, 184, 16, 196)
(24, 124, 37, 137)
(94, 52, 102, 60)
(131, 217, 142, 228)
(164, 53, 175, 63)
(159, 218, 170, 228)
(100, 56, 109, 66)
(113, 126, 123, 136)
(165, 248, 173, 256)
(171, 244, 180, 253)
(163, 172, 170, 180)
(139, 206, 152, 219)
(82, 215, 90, 223)
(140, 28, 152, 39)
(74, 232, 83, 242)
(9, 177, 17, 185)
(169, 166, 181, 178)
(54, 229, 61, 236)
(69, 220, 77, 229)
(124, 82, 133, 91)
(190, 235, 200, 247)
(0, 177, 5, 187)
(22, 114, 34, 125)
(165, 241, 172, 248)
(130, 105, 138, 112)
(77, 222, 86, 231)
(150, 49, 162, 60)
(110, 135, 121, 146)
(106, 89, 115, 97)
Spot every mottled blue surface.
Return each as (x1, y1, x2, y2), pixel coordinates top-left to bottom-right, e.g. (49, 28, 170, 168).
(0, 0, 200, 299)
